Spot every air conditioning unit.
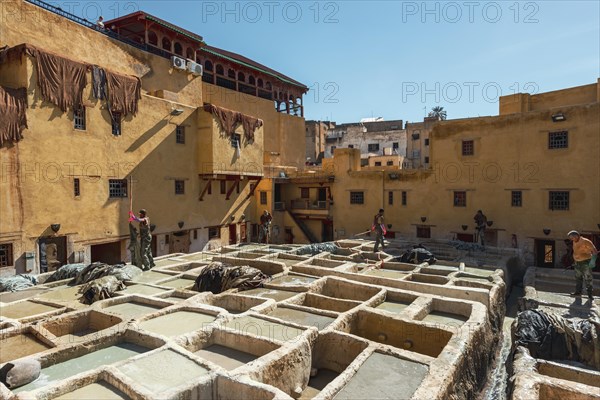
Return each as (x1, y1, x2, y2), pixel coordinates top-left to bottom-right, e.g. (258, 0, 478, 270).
(186, 60, 203, 76)
(171, 56, 186, 70)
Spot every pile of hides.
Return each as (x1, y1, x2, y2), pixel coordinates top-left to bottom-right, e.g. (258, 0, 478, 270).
(395, 246, 437, 265)
(0, 275, 37, 292)
(513, 309, 600, 369)
(449, 240, 486, 252)
(203, 103, 263, 142)
(0, 359, 41, 390)
(44, 263, 86, 283)
(193, 262, 270, 294)
(73, 262, 142, 285)
(78, 275, 126, 305)
(0, 85, 27, 146)
(296, 242, 340, 256)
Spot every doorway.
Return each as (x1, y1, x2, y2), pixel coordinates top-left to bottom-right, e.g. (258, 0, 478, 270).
(535, 239, 555, 268)
(322, 220, 334, 242)
(91, 241, 122, 265)
(169, 231, 191, 253)
(39, 236, 67, 272)
(318, 187, 327, 202)
(229, 224, 237, 245)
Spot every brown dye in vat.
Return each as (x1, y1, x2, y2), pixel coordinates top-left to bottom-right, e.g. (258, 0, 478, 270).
(195, 344, 258, 370)
(299, 369, 339, 399)
(241, 288, 299, 301)
(103, 302, 162, 320)
(54, 329, 98, 346)
(138, 311, 216, 337)
(131, 271, 172, 284)
(13, 343, 148, 393)
(269, 275, 317, 286)
(159, 278, 195, 289)
(0, 333, 51, 363)
(117, 349, 210, 394)
(422, 311, 468, 325)
(267, 307, 335, 330)
(223, 316, 304, 342)
(362, 269, 408, 279)
(118, 285, 168, 296)
(55, 382, 128, 399)
(334, 353, 428, 400)
(0, 301, 60, 319)
(374, 300, 412, 314)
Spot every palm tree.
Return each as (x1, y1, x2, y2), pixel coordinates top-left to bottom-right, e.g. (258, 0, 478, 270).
(428, 106, 447, 120)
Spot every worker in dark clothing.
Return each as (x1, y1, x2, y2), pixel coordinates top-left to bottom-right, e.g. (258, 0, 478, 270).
(372, 209, 386, 252)
(474, 210, 487, 247)
(130, 209, 155, 270)
(258, 210, 272, 244)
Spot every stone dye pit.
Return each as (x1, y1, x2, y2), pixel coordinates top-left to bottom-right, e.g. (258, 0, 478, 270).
(0, 239, 516, 399)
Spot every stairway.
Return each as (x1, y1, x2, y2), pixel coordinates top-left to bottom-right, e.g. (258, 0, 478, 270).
(287, 211, 319, 243)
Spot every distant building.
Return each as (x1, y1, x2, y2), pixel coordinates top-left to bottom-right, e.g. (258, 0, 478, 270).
(305, 120, 335, 164)
(405, 116, 439, 168)
(323, 119, 406, 165)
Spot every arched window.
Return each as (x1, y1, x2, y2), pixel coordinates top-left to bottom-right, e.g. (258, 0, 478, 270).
(174, 42, 183, 56)
(228, 69, 235, 79)
(162, 37, 171, 51)
(248, 76, 255, 85)
(205, 60, 213, 72)
(237, 72, 245, 82)
(257, 78, 263, 88)
(266, 82, 272, 90)
(216, 64, 224, 75)
(186, 47, 194, 60)
(148, 31, 158, 46)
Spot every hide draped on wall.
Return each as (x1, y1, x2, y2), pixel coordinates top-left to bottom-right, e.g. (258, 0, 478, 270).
(203, 103, 263, 142)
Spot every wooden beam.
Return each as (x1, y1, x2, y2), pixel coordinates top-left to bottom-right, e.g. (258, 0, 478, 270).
(225, 178, 239, 200)
(245, 177, 262, 200)
(198, 179, 213, 201)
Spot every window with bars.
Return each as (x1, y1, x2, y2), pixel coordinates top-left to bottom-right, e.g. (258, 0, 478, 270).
(108, 179, 128, 198)
(549, 191, 569, 210)
(176, 125, 185, 144)
(368, 143, 379, 152)
(111, 112, 122, 136)
(424, 156, 430, 164)
(453, 191, 466, 207)
(301, 188, 310, 198)
(392, 142, 399, 149)
(231, 133, 241, 148)
(388, 191, 393, 205)
(350, 191, 364, 204)
(386, 161, 394, 166)
(260, 191, 267, 205)
(402, 191, 407, 206)
(511, 191, 522, 207)
(0, 243, 13, 268)
(74, 106, 86, 130)
(462, 140, 474, 156)
(175, 180, 185, 195)
(74, 178, 80, 197)
(548, 131, 568, 149)
(424, 138, 430, 146)
(374, 162, 382, 166)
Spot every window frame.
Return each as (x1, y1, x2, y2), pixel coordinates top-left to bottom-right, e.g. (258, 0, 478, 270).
(401, 191, 407, 206)
(367, 143, 380, 152)
(111, 111, 122, 136)
(388, 191, 393, 205)
(511, 190, 522, 207)
(260, 191, 267, 205)
(453, 191, 467, 207)
(548, 131, 568, 149)
(0, 243, 14, 268)
(108, 179, 128, 198)
(549, 191, 569, 211)
(176, 125, 186, 144)
(462, 140, 474, 156)
(74, 105, 86, 130)
(208, 226, 221, 239)
(74, 178, 80, 197)
(175, 180, 185, 195)
(350, 191, 364, 204)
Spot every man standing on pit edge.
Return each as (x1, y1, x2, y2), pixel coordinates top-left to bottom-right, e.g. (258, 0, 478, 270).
(567, 230, 597, 300)
(372, 209, 386, 252)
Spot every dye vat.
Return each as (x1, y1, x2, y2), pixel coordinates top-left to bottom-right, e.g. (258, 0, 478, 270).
(36, 285, 85, 304)
(42, 310, 123, 346)
(241, 288, 300, 301)
(117, 349, 209, 395)
(374, 300, 413, 314)
(299, 369, 339, 399)
(0, 288, 49, 303)
(267, 307, 335, 330)
(223, 316, 304, 342)
(138, 311, 216, 337)
(0, 332, 52, 363)
(103, 301, 163, 320)
(362, 269, 409, 279)
(195, 344, 258, 370)
(118, 284, 168, 296)
(266, 255, 306, 267)
(54, 382, 128, 400)
(422, 311, 468, 326)
(334, 353, 428, 399)
(131, 271, 173, 284)
(269, 275, 317, 286)
(346, 311, 451, 358)
(464, 267, 495, 277)
(152, 258, 184, 268)
(406, 274, 449, 285)
(13, 343, 148, 393)
(308, 259, 345, 269)
(300, 293, 361, 313)
(208, 294, 268, 314)
(158, 277, 196, 289)
(0, 301, 61, 320)
(161, 295, 188, 303)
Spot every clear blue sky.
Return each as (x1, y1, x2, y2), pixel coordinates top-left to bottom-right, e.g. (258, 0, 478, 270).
(81, 1, 598, 124)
